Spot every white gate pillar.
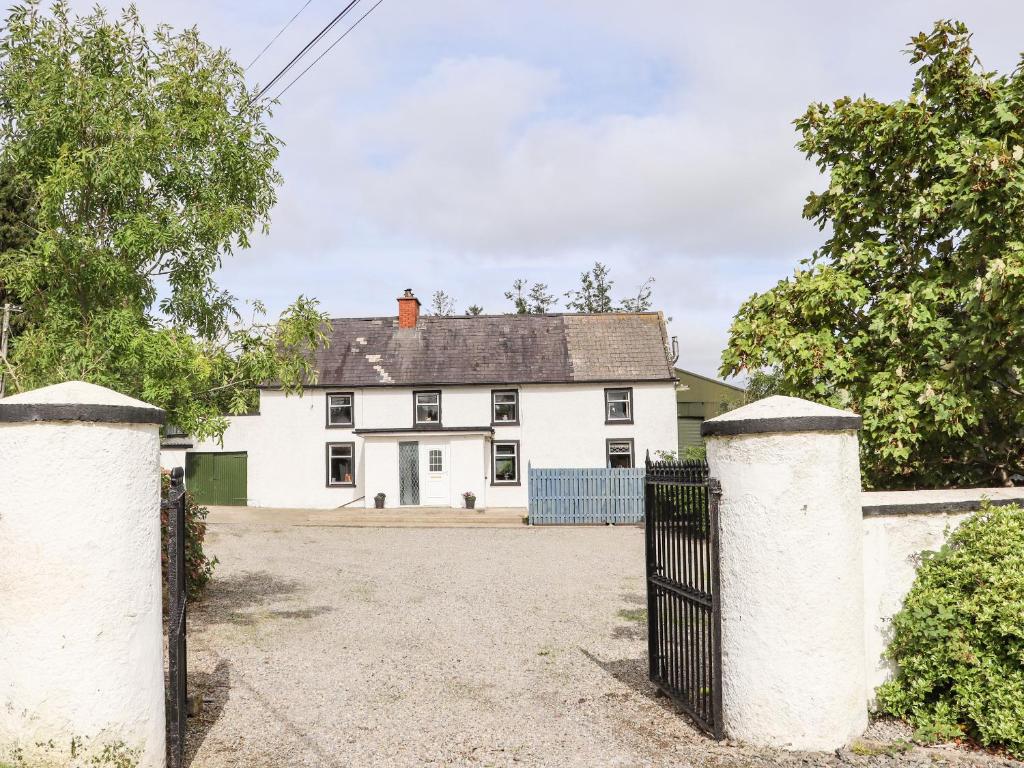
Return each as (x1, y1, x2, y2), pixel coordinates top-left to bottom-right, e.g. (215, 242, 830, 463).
(0, 381, 167, 767)
(703, 395, 866, 751)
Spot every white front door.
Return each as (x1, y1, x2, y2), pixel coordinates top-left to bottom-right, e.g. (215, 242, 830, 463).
(420, 443, 450, 506)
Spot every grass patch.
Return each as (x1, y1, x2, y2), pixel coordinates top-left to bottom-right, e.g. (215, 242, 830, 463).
(617, 608, 647, 623)
(850, 739, 913, 757)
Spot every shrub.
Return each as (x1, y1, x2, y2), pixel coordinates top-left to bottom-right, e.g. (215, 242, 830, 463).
(876, 502, 1024, 755)
(160, 471, 217, 601)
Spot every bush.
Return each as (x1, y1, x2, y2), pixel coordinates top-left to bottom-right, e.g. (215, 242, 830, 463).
(160, 471, 217, 601)
(876, 502, 1024, 755)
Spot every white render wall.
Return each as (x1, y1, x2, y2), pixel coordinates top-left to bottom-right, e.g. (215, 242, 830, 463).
(860, 488, 1024, 701)
(0, 383, 166, 767)
(170, 381, 677, 509)
(704, 396, 867, 751)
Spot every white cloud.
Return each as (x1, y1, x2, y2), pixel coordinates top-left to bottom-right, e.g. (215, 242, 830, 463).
(59, 0, 1024, 376)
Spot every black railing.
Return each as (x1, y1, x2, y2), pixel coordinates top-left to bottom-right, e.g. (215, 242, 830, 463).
(165, 467, 188, 768)
(644, 457, 723, 739)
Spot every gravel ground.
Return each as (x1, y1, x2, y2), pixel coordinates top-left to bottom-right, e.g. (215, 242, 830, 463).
(185, 523, 1018, 768)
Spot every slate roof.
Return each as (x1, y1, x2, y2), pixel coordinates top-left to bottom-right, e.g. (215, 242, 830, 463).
(292, 312, 675, 388)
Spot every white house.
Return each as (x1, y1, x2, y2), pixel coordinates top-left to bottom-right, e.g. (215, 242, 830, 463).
(162, 290, 679, 509)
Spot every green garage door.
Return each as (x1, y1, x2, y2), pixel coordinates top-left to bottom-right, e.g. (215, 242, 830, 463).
(186, 452, 247, 506)
(677, 417, 704, 454)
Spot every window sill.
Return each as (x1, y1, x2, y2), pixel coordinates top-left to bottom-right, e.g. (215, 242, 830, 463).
(326, 423, 354, 429)
(605, 419, 634, 425)
(490, 421, 520, 427)
(490, 480, 521, 487)
(326, 482, 357, 488)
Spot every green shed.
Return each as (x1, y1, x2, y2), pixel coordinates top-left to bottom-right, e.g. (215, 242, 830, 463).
(675, 367, 745, 453)
(185, 452, 248, 506)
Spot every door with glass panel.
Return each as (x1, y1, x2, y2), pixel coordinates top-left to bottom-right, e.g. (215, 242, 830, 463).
(420, 443, 449, 506)
(399, 441, 420, 505)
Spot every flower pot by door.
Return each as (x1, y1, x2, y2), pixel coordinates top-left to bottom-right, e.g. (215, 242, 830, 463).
(465, 497, 475, 509)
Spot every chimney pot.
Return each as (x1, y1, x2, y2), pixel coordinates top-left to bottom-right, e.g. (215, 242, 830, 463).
(397, 290, 421, 329)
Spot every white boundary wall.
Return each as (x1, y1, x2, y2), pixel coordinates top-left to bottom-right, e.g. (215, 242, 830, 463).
(861, 488, 1024, 699)
(0, 382, 167, 768)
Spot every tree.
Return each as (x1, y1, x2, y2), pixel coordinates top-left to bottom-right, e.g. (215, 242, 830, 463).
(565, 262, 614, 312)
(527, 282, 558, 314)
(0, 2, 327, 439)
(0, 161, 33, 308)
(721, 20, 1024, 488)
(620, 276, 655, 312)
(429, 290, 456, 316)
(744, 368, 782, 403)
(505, 279, 557, 314)
(465, 304, 484, 316)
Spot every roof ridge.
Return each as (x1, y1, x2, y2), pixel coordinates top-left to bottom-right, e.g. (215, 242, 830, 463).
(326, 311, 663, 322)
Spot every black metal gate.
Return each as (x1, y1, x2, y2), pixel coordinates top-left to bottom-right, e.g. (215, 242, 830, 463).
(164, 467, 188, 768)
(644, 457, 723, 739)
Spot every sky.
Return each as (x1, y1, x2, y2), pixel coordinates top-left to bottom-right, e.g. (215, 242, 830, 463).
(67, 0, 1024, 378)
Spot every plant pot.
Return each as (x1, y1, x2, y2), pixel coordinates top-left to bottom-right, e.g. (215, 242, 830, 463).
(374, 496, 385, 509)
(465, 497, 476, 509)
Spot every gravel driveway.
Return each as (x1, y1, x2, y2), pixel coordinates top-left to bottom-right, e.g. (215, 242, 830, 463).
(185, 522, 1015, 768)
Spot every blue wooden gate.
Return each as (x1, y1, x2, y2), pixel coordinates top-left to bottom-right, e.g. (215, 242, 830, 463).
(528, 466, 645, 524)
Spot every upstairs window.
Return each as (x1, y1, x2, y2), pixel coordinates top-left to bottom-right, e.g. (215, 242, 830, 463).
(326, 443, 355, 486)
(605, 388, 633, 423)
(327, 392, 354, 427)
(607, 439, 634, 469)
(414, 391, 441, 425)
(492, 441, 520, 484)
(491, 389, 519, 424)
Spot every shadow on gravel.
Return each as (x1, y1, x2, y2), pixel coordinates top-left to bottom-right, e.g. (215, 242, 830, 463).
(196, 570, 312, 626)
(579, 649, 689, 722)
(185, 658, 230, 768)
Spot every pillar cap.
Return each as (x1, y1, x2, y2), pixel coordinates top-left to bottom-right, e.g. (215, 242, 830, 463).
(0, 380, 165, 425)
(702, 395, 860, 437)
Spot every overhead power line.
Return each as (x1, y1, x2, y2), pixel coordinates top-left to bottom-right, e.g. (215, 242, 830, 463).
(246, 0, 316, 71)
(252, 0, 363, 102)
(273, 0, 385, 101)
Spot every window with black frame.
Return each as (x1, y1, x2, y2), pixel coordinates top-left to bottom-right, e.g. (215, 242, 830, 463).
(606, 439, 634, 469)
(491, 389, 518, 424)
(414, 391, 441, 424)
(327, 392, 354, 426)
(492, 441, 519, 484)
(327, 443, 355, 486)
(605, 388, 633, 423)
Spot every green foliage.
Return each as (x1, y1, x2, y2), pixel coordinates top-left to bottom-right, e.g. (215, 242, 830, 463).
(161, 471, 217, 600)
(0, 2, 328, 439)
(876, 502, 1024, 755)
(0, 161, 33, 306)
(653, 445, 707, 462)
(620, 276, 655, 312)
(429, 290, 456, 316)
(744, 368, 782, 403)
(682, 443, 707, 461)
(505, 278, 558, 314)
(565, 262, 615, 312)
(722, 20, 1024, 488)
(465, 304, 484, 316)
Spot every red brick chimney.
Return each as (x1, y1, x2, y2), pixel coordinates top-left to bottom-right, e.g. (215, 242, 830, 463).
(397, 289, 420, 329)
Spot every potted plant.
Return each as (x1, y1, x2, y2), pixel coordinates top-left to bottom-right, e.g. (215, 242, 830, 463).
(463, 491, 476, 510)
(374, 492, 386, 509)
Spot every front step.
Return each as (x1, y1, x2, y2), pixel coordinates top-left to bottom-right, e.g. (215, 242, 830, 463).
(206, 505, 529, 528)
